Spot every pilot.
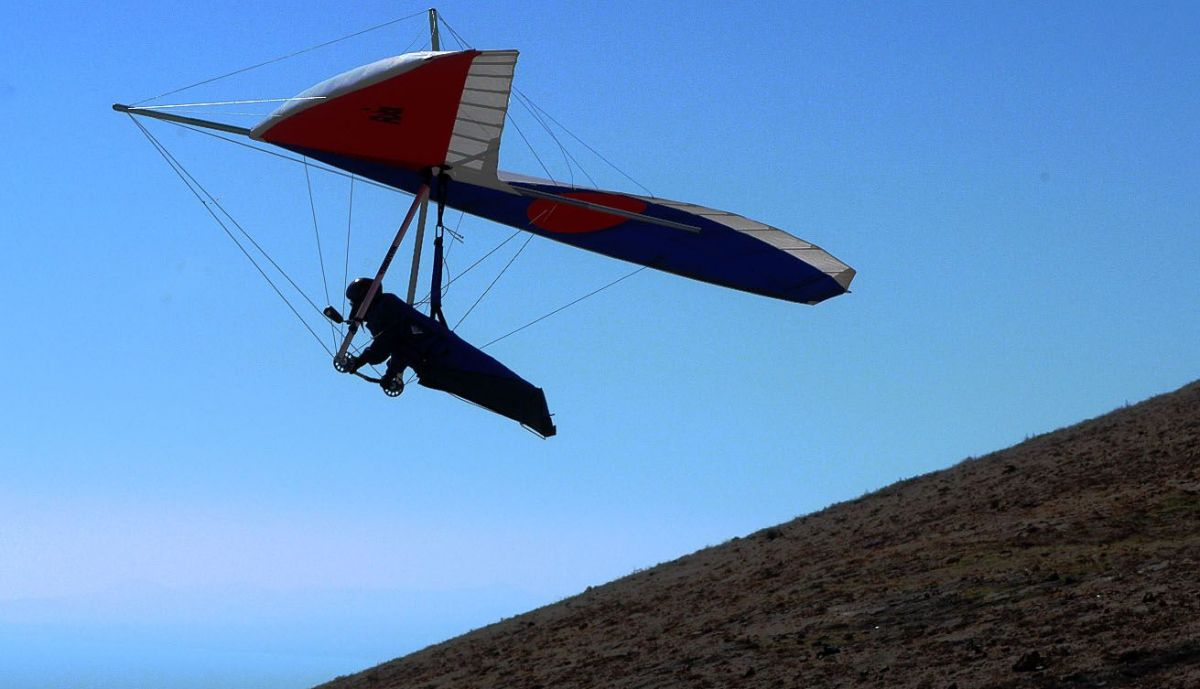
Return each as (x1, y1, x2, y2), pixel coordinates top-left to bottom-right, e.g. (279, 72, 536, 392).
(341, 277, 447, 395)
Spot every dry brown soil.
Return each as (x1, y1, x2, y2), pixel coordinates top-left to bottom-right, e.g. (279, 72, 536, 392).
(317, 381, 1200, 689)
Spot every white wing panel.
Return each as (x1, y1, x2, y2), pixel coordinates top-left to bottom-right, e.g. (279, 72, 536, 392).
(446, 50, 518, 183)
(646, 195, 855, 291)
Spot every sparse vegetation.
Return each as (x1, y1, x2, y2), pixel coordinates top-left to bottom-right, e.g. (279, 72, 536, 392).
(315, 381, 1200, 689)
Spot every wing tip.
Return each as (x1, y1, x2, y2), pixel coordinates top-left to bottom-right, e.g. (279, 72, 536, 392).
(833, 267, 857, 291)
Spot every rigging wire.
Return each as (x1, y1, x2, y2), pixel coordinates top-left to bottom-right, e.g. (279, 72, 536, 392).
(439, 10, 647, 195)
(128, 116, 334, 356)
(140, 110, 281, 118)
(166, 121, 404, 194)
(129, 11, 653, 371)
(515, 90, 655, 197)
(143, 128, 328, 320)
(134, 97, 325, 110)
(190, 169, 328, 320)
(438, 210, 466, 298)
(132, 10, 427, 105)
(417, 227, 522, 307)
(412, 209, 465, 309)
(138, 116, 424, 352)
(479, 266, 646, 351)
(512, 91, 583, 186)
(402, 27, 432, 56)
(439, 10, 648, 196)
(432, 9, 655, 351)
(453, 233, 535, 331)
(512, 91, 592, 188)
(129, 119, 332, 329)
(436, 15, 473, 50)
(505, 115, 557, 183)
(302, 156, 335, 347)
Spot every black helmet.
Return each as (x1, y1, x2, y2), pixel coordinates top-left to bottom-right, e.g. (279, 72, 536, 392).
(346, 277, 377, 306)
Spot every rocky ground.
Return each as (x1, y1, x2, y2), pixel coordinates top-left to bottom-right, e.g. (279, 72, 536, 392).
(316, 381, 1199, 689)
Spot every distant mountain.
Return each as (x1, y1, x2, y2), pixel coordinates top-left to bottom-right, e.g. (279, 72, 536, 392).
(317, 381, 1200, 689)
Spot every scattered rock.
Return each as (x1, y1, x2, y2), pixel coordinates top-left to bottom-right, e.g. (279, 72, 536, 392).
(1012, 651, 1046, 672)
(817, 644, 841, 659)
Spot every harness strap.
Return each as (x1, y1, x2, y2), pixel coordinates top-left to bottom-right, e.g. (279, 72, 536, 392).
(429, 171, 451, 326)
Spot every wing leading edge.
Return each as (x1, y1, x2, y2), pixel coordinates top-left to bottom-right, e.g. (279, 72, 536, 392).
(252, 50, 855, 304)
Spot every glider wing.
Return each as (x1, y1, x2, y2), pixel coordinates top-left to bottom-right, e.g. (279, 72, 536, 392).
(251, 50, 517, 186)
(251, 50, 854, 305)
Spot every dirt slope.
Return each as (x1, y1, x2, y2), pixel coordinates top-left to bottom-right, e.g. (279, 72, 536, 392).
(317, 381, 1200, 689)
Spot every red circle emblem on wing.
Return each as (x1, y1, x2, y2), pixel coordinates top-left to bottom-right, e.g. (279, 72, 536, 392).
(526, 192, 647, 234)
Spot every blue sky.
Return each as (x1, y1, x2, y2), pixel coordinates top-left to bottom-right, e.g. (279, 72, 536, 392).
(2, 1, 1198, 687)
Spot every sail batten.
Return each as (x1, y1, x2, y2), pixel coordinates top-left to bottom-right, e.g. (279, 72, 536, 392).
(445, 50, 517, 178)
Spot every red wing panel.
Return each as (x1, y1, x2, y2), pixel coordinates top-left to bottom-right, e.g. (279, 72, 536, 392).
(526, 192, 648, 233)
(256, 51, 479, 170)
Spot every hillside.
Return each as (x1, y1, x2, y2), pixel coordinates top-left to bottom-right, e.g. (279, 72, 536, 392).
(317, 382, 1200, 689)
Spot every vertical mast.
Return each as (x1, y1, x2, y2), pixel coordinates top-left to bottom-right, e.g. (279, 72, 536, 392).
(405, 7, 441, 306)
(429, 7, 441, 51)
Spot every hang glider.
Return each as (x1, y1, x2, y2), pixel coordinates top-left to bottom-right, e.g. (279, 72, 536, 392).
(118, 48, 856, 306)
(114, 43, 856, 438)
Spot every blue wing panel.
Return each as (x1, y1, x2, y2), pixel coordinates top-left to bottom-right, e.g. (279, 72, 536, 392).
(289, 148, 852, 305)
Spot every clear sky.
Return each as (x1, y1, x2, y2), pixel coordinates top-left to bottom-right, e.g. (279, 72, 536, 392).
(2, 1, 1198, 687)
